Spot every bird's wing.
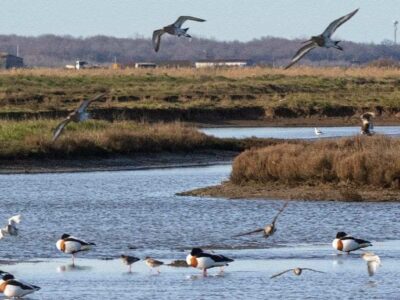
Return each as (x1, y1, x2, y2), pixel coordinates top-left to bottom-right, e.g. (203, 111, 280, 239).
(77, 93, 105, 113)
(232, 228, 264, 237)
(0, 229, 4, 239)
(270, 269, 292, 279)
(302, 268, 325, 274)
(65, 236, 95, 246)
(173, 16, 206, 28)
(8, 215, 21, 225)
(284, 42, 317, 69)
(153, 29, 165, 52)
(367, 261, 379, 276)
(322, 9, 359, 38)
(271, 201, 289, 225)
(52, 118, 71, 142)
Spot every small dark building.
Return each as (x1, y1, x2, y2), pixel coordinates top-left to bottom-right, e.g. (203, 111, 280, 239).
(0, 53, 24, 69)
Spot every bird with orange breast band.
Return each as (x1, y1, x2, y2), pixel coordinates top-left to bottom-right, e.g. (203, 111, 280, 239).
(56, 233, 95, 265)
(186, 248, 234, 276)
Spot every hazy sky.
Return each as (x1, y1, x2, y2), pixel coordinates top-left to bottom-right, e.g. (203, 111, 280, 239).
(1, 0, 399, 43)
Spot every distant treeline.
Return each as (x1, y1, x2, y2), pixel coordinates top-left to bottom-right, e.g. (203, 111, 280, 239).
(1, 34, 400, 67)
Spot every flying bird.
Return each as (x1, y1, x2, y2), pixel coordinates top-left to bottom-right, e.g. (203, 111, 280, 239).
(0, 274, 40, 298)
(314, 128, 323, 136)
(52, 93, 105, 142)
(232, 201, 289, 238)
(270, 267, 324, 279)
(361, 252, 381, 276)
(56, 234, 96, 265)
(144, 257, 164, 273)
(360, 112, 375, 135)
(152, 16, 206, 52)
(186, 248, 234, 277)
(120, 255, 140, 273)
(0, 215, 21, 239)
(332, 232, 372, 253)
(285, 9, 359, 69)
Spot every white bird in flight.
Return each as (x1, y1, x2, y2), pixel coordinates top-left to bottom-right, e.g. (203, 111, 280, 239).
(0, 215, 21, 239)
(152, 16, 206, 52)
(285, 9, 359, 69)
(314, 128, 323, 136)
(270, 267, 324, 279)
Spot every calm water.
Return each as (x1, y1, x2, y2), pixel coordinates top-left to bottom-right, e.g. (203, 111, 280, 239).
(1, 126, 400, 299)
(201, 126, 400, 139)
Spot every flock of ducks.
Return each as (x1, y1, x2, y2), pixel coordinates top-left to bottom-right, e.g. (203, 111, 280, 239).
(151, 8, 359, 68)
(0, 202, 382, 298)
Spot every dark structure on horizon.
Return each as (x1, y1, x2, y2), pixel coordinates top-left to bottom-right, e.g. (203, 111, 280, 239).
(0, 53, 24, 69)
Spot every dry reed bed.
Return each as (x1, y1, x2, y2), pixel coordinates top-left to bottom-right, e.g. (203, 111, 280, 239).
(0, 120, 281, 159)
(231, 136, 400, 189)
(3, 66, 400, 79)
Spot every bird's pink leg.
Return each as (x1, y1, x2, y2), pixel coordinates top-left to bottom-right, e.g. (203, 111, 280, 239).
(202, 269, 207, 277)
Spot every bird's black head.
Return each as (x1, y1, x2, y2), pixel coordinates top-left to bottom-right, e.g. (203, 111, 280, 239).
(61, 233, 70, 239)
(2, 274, 14, 281)
(190, 248, 204, 256)
(336, 232, 347, 239)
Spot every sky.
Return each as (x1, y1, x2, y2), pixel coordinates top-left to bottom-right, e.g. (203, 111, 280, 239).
(0, 0, 399, 43)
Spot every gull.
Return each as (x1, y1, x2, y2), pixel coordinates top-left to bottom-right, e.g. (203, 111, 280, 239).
(314, 128, 323, 136)
(285, 9, 359, 69)
(152, 16, 206, 52)
(120, 255, 140, 273)
(232, 201, 288, 238)
(52, 93, 105, 142)
(144, 257, 164, 273)
(360, 112, 375, 135)
(270, 267, 324, 279)
(0, 215, 21, 239)
(361, 252, 381, 276)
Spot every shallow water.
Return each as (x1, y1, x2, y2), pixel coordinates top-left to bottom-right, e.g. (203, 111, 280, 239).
(1, 126, 400, 298)
(201, 126, 400, 139)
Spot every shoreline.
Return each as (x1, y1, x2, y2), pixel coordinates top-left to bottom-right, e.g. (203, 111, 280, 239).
(0, 151, 236, 175)
(179, 181, 400, 202)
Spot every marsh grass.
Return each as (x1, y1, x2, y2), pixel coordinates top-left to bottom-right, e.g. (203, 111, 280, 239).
(0, 120, 281, 159)
(231, 135, 400, 189)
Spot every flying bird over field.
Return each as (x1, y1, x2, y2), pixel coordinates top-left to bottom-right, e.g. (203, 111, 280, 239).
(0, 214, 21, 239)
(270, 267, 324, 279)
(285, 9, 359, 69)
(314, 128, 323, 136)
(232, 201, 288, 238)
(360, 112, 375, 135)
(361, 252, 381, 276)
(152, 16, 206, 52)
(52, 93, 105, 142)
(332, 232, 372, 253)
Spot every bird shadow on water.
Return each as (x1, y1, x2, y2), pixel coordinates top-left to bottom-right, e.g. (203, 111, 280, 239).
(186, 272, 227, 281)
(57, 264, 92, 273)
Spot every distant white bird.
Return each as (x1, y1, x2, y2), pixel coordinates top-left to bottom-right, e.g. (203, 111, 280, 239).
(232, 202, 288, 239)
(285, 9, 359, 69)
(360, 112, 375, 135)
(314, 128, 323, 136)
(52, 93, 105, 142)
(270, 267, 324, 279)
(0, 215, 21, 239)
(152, 16, 206, 52)
(361, 252, 381, 276)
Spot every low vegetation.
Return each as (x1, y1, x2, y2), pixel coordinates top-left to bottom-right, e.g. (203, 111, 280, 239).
(0, 120, 280, 160)
(0, 68, 400, 124)
(231, 135, 400, 189)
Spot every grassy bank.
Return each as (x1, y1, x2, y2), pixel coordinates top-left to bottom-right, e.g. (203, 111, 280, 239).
(0, 67, 400, 124)
(0, 120, 282, 160)
(182, 136, 400, 201)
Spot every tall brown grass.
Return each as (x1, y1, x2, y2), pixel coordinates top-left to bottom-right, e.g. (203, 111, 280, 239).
(231, 136, 400, 189)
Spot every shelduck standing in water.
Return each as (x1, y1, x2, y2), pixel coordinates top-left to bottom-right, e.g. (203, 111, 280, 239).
(332, 232, 372, 253)
(56, 233, 95, 265)
(186, 248, 234, 276)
